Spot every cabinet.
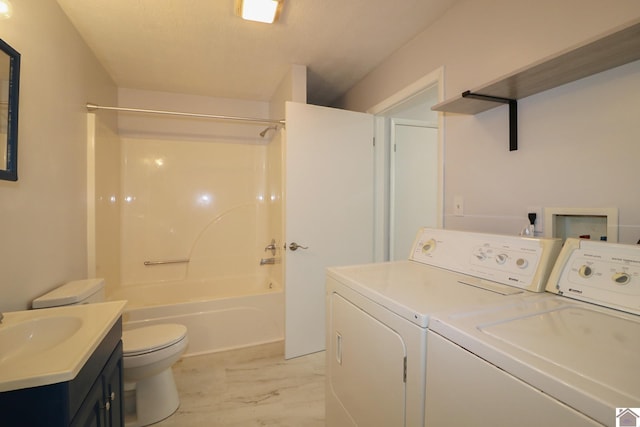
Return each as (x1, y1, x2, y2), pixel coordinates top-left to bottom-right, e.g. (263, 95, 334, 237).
(0, 319, 123, 427)
(71, 341, 123, 427)
(432, 19, 640, 150)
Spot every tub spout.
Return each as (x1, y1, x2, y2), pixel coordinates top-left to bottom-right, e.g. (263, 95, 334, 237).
(264, 239, 277, 256)
(260, 257, 277, 266)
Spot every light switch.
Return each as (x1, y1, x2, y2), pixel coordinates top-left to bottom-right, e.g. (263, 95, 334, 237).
(454, 196, 464, 216)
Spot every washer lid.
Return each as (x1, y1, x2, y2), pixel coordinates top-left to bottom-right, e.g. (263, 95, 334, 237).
(123, 324, 187, 356)
(429, 296, 640, 426)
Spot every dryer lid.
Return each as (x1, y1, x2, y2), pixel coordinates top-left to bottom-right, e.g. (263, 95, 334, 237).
(123, 324, 187, 356)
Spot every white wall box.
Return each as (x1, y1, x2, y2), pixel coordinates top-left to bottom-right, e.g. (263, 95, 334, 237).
(543, 207, 618, 243)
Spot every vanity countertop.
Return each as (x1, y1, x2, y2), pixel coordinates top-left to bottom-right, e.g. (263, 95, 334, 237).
(0, 300, 126, 392)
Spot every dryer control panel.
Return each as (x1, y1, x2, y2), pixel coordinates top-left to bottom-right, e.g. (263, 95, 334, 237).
(546, 238, 640, 314)
(410, 228, 562, 292)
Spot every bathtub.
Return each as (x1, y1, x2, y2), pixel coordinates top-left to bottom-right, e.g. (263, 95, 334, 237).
(108, 276, 284, 357)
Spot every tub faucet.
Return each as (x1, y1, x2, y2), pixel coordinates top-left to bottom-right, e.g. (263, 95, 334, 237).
(264, 239, 277, 256)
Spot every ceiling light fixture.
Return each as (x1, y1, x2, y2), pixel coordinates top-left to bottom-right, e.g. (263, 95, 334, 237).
(235, 0, 283, 24)
(0, 0, 13, 19)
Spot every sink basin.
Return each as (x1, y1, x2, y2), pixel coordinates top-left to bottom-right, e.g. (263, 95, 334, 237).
(0, 316, 83, 363)
(0, 300, 126, 392)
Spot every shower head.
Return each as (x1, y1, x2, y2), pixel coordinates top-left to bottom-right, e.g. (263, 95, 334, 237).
(259, 125, 278, 137)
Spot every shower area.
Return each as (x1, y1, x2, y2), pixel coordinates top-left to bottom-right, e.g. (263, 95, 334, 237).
(87, 95, 285, 357)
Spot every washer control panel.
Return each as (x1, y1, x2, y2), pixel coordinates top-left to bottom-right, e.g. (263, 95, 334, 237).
(410, 228, 562, 292)
(547, 238, 640, 314)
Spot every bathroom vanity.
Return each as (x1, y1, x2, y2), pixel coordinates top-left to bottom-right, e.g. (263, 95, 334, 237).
(0, 301, 126, 426)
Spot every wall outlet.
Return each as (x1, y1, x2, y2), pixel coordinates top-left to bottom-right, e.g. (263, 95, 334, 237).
(526, 206, 543, 234)
(454, 196, 464, 216)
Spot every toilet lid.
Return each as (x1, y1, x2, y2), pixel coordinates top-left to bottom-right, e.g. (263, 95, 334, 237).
(122, 324, 187, 356)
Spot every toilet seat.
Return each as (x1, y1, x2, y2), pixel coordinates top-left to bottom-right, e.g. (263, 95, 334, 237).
(123, 324, 188, 356)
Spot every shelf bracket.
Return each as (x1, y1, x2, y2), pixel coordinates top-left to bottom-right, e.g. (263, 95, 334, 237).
(462, 91, 518, 151)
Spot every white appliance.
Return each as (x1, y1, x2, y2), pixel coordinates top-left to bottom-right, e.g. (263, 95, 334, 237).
(426, 238, 640, 426)
(325, 228, 562, 427)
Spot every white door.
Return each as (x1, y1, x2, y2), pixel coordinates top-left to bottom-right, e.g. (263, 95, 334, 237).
(389, 119, 438, 260)
(284, 101, 374, 359)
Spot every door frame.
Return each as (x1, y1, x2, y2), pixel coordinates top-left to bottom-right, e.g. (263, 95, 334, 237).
(367, 67, 445, 262)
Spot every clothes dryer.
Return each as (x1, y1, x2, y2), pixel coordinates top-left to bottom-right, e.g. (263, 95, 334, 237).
(426, 238, 640, 426)
(325, 228, 561, 427)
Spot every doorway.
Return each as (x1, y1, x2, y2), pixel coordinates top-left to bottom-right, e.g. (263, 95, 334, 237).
(368, 68, 444, 261)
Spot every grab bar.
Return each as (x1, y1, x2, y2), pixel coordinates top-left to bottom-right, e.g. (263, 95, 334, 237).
(143, 259, 190, 266)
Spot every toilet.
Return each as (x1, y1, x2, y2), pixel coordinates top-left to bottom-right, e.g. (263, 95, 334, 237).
(32, 278, 188, 427)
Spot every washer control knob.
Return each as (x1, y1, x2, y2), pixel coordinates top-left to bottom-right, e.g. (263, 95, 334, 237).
(495, 253, 508, 265)
(612, 272, 631, 285)
(421, 239, 436, 254)
(578, 265, 593, 278)
(516, 258, 528, 269)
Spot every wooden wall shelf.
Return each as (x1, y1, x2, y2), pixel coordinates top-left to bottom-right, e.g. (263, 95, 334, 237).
(432, 19, 640, 150)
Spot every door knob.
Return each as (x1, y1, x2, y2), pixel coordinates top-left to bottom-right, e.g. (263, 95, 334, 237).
(288, 242, 309, 251)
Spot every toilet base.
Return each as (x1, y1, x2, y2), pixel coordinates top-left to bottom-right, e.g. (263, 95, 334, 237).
(124, 369, 180, 427)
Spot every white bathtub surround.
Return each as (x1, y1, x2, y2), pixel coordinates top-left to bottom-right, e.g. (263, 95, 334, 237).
(110, 276, 284, 356)
(154, 342, 325, 427)
(118, 137, 274, 286)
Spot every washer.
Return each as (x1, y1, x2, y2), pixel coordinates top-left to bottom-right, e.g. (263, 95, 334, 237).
(325, 228, 561, 427)
(426, 238, 640, 426)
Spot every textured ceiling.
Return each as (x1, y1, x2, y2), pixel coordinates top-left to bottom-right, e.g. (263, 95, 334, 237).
(56, 0, 458, 106)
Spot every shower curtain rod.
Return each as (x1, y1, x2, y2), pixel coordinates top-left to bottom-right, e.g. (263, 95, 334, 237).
(86, 103, 285, 126)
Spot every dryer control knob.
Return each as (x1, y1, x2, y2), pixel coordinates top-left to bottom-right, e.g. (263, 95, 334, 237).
(578, 265, 593, 278)
(421, 239, 436, 254)
(516, 258, 528, 269)
(612, 272, 631, 285)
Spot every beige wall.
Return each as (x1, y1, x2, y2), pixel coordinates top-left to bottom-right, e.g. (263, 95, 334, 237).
(340, 0, 640, 243)
(339, 0, 640, 112)
(0, 0, 117, 311)
(92, 113, 121, 296)
(270, 64, 307, 119)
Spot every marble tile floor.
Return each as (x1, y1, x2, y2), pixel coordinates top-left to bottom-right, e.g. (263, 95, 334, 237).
(154, 342, 325, 427)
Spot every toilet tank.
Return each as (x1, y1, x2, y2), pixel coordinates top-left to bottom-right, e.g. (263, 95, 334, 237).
(32, 278, 106, 308)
